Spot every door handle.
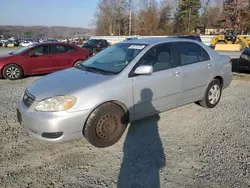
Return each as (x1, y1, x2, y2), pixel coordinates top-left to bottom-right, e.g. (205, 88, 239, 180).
(172, 71, 180, 76)
(206, 64, 212, 68)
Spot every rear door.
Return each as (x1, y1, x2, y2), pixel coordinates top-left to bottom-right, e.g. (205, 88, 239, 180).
(26, 44, 54, 74)
(175, 42, 213, 104)
(50, 44, 76, 70)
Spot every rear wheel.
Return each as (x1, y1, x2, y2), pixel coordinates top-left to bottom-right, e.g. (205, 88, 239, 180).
(198, 79, 222, 108)
(74, 60, 83, 67)
(83, 102, 128, 148)
(3, 64, 23, 80)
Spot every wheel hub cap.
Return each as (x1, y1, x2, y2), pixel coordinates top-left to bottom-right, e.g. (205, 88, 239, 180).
(6, 67, 20, 79)
(209, 85, 221, 105)
(96, 114, 117, 140)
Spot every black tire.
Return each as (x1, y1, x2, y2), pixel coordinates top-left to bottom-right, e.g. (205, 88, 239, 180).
(83, 102, 128, 148)
(74, 60, 83, 67)
(2, 64, 23, 80)
(198, 79, 222, 109)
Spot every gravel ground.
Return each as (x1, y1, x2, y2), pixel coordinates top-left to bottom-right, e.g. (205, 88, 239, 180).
(0, 47, 250, 188)
(0, 75, 250, 188)
(0, 47, 22, 55)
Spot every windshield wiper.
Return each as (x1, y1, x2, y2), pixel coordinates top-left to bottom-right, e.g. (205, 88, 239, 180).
(78, 65, 116, 75)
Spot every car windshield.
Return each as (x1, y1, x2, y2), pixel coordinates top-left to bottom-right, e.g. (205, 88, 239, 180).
(78, 43, 147, 74)
(10, 44, 36, 55)
(86, 39, 99, 46)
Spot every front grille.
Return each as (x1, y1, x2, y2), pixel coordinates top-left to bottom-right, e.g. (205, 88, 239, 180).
(23, 90, 35, 107)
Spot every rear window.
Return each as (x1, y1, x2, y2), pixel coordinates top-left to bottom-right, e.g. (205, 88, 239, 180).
(86, 40, 99, 46)
(176, 42, 210, 66)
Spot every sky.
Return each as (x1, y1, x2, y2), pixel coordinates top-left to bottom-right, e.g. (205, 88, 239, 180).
(0, 0, 99, 28)
(0, 0, 216, 29)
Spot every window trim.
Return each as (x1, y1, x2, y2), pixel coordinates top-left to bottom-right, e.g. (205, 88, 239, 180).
(28, 44, 51, 56)
(128, 42, 178, 78)
(50, 44, 76, 54)
(174, 41, 211, 67)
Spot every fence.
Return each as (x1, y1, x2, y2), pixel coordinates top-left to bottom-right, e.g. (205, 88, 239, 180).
(90, 35, 250, 46)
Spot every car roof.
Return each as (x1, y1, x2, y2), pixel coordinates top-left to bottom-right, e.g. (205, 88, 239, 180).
(35, 42, 77, 46)
(121, 37, 202, 45)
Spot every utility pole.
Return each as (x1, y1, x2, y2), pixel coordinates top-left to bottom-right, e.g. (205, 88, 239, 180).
(129, 8, 132, 36)
(128, 0, 132, 36)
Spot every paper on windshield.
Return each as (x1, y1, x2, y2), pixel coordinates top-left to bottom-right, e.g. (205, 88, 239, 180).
(128, 45, 145, 50)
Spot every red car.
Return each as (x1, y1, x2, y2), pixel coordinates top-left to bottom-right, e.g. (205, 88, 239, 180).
(0, 42, 93, 80)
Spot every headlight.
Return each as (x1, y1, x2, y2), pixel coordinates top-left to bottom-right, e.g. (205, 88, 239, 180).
(240, 54, 250, 61)
(35, 96, 77, 112)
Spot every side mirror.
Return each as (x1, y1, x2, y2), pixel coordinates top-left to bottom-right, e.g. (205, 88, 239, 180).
(134, 65, 153, 75)
(28, 52, 35, 57)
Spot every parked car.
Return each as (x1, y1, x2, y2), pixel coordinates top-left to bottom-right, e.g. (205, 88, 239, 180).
(1, 40, 8, 47)
(14, 39, 21, 47)
(16, 38, 232, 148)
(169, 35, 203, 43)
(82, 39, 109, 55)
(0, 42, 93, 80)
(124, 37, 138, 41)
(237, 48, 250, 72)
(20, 41, 36, 47)
(43, 39, 58, 43)
(5, 40, 15, 47)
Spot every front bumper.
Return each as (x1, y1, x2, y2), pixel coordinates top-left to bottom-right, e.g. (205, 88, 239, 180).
(17, 97, 91, 143)
(0, 64, 4, 79)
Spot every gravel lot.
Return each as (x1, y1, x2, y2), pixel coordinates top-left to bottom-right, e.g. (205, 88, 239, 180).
(0, 47, 250, 188)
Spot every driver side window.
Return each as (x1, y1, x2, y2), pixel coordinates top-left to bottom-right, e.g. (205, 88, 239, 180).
(30, 45, 50, 56)
(139, 43, 175, 72)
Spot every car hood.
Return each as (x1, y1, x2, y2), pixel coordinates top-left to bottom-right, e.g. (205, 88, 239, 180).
(27, 68, 114, 101)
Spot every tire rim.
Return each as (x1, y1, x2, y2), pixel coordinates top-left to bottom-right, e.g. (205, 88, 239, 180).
(96, 114, 118, 140)
(74, 62, 81, 67)
(208, 85, 221, 105)
(6, 67, 20, 79)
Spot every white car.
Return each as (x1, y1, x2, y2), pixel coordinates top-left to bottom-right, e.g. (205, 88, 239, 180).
(20, 41, 36, 47)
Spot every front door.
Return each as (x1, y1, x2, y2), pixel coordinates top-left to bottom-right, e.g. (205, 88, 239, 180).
(26, 44, 54, 74)
(175, 42, 214, 104)
(132, 43, 182, 118)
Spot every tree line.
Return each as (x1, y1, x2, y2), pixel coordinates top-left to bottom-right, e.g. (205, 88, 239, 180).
(94, 0, 250, 36)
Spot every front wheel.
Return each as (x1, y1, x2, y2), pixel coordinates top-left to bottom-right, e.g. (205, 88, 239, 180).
(2, 64, 23, 80)
(198, 79, 222, 108)
(83, 102, 128, 148)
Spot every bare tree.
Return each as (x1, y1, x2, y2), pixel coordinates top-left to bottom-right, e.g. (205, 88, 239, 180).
(222, 0, 250, 34)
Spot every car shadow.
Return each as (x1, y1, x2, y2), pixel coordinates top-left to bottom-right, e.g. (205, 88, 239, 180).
(118, 88, 166, 188)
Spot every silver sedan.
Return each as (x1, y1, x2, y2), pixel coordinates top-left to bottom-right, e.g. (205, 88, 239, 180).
(17, 37, 232, 148)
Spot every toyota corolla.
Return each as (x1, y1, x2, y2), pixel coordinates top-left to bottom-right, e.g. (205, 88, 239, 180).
(17, 37, 232, 148)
